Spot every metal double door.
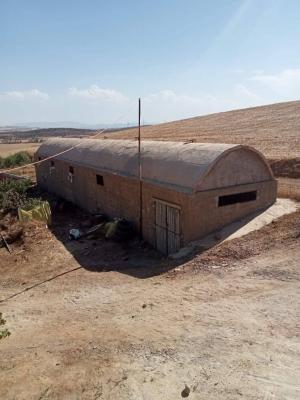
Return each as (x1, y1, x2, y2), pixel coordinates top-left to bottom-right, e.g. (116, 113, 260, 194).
(155, 200, 181, 255)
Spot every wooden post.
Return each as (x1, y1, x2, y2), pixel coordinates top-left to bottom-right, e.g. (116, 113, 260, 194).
(138, 98, 143, 238)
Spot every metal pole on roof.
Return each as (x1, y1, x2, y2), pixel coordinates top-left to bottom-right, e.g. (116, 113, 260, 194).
(138, 98, 143, 238)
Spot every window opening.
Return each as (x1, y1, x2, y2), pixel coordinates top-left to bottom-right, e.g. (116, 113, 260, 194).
(96, 174, 104, 186)
(49, 160, 55, 175)
(218, 191, 257, 207)
(68, 166, 74, 183)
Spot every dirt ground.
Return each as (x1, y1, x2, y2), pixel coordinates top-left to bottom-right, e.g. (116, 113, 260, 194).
(0, 205, 300, 400)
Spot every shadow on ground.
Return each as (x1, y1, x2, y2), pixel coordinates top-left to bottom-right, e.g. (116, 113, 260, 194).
(43, 189, 266, 279)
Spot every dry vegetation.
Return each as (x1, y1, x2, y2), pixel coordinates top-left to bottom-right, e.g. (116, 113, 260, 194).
(110, 100, 300, 161)
(0, 127, 95, 141)
(0, 143, 39, 157)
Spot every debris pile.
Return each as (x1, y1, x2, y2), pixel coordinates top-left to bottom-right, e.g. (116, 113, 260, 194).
(69, 216, 135, 242)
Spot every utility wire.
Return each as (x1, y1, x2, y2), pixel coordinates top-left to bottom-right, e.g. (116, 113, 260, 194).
(0, 266, 83, 304)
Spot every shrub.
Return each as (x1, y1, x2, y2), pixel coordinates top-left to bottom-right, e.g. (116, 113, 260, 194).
(0, 151, 31, 169)
(0, 329, 11, 340)
(0, 178, 41, 211)
(0, 178, 32, 194)
(0, 190, 27, 210)
(21, 196, 43, 211)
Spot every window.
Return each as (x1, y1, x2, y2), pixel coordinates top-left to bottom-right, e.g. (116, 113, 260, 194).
(68, 166, 74, 183)
(38, 156, 41, 161)
(50, 160, 55, 175)
(218, 191, 257, 207)
(96, 174, 104, 186)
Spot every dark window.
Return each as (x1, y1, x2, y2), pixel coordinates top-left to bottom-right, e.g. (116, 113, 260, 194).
(38, 157, 41, 161)
(218, 191, 257, 207)
(50, 160, 55, 167)
(96, 174, 104, 186)
(69, 166, 74, 174)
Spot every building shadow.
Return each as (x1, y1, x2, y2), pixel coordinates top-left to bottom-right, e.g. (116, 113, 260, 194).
(45, 191, 269, 279)
(48, 200, 168, 279)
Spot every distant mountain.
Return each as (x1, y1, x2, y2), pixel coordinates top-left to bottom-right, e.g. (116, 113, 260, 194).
(0, 124, 149, 140)
(0, 125, 35, 132)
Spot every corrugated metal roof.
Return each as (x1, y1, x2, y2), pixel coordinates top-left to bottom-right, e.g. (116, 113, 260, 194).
(36, 138, 264, 192)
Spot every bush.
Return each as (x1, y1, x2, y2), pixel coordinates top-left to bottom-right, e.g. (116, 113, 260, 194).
(21, 196, 43, 211)
(0, 178, 41, 211)
(0, 178, 32, 194)
(0, 151, 31, 169)
(0, 190, 27, 210)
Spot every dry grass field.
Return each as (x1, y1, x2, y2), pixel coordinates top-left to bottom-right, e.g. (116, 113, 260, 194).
(0, 143, 38, 181)
(109, 100, 300, 160)
(0, 143, 39, 157)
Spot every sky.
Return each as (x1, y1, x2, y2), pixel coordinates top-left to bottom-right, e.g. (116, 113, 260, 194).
(0, 0, 300, 126)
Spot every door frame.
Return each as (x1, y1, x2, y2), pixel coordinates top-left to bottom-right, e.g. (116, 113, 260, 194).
(153, 198, 182, 255)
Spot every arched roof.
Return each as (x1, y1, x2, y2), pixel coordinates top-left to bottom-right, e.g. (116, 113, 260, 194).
(37, 138, 274, 193)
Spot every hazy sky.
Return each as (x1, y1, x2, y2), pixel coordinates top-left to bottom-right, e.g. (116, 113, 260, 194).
(1, 0, 300, 125)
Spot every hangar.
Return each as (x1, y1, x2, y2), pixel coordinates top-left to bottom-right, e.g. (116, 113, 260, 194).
(36, 138, 277, 254)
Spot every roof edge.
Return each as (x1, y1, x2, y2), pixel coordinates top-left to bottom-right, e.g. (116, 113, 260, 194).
(196, 144, 275, 192)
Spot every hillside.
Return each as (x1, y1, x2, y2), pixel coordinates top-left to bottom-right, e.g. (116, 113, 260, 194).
(0, 127, 95, 141)
(109, 100, 300, 161)
(0, 126, 140, 143)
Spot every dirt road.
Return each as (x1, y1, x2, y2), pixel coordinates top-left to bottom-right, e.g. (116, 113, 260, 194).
(0, 209, 299, 399)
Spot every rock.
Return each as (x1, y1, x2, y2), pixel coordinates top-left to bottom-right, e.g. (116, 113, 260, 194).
(181, 384, 190, 398)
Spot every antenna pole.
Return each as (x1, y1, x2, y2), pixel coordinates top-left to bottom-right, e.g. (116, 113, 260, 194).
(138, 98, 143, 238)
